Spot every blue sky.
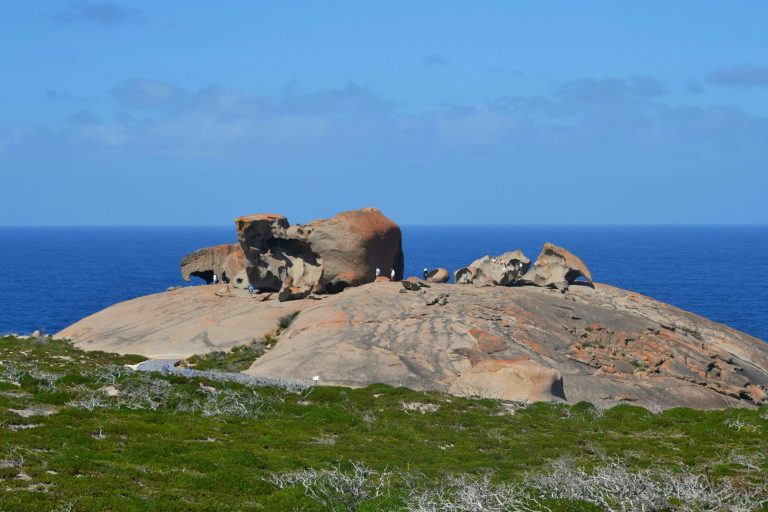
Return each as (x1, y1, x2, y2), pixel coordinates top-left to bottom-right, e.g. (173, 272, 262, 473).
(1, 1, 766, 225)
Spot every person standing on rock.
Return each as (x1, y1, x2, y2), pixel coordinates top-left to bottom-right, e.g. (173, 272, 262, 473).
(248, 284, 254, 296)
(390, 268, 396, 281)
(212, 273, 218, 285)
(375, 267, 380, 278)
(423, 268, 429, 279)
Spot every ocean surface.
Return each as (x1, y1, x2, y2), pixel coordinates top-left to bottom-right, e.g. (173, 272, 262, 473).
(0, 226, 766, 342)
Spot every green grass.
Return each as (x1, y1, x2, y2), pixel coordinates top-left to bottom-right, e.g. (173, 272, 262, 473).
(0, 335, 766, 511)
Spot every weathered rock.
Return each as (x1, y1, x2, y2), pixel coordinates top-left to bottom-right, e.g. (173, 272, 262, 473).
(181, 244, 248, 287)
(426, 268, 450, 283)
(235, 208, 403, 298)
(425, 292, 449, 306)
(450, 359, 565, 402)
(55, 286, 314, 358)
(56, 215, 768, 411)
(454, 266, 477, 284)
(401, 278, 422, 291)
(244, 281, 768, 410)
(519, 243, 592, 291)
(278, 286, 312, 302)
(455, 250, 531, 286)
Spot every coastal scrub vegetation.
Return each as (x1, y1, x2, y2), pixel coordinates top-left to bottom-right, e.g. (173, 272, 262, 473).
(182, 339, 268, 373)
(181, 311, 301, 372)
(0, 335, 766, 511)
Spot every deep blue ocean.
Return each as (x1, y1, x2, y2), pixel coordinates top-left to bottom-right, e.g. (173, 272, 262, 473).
(0, 226, 766, 342)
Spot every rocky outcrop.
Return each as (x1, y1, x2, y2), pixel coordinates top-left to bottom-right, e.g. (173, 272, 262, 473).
(454, 250, 531, 286)
(58, 275, 768, 409)
(519, 243, 592, 291)
(235, 208, 403, 297)
(180, 244, 248, 287)
(245, 281, 768, 410)
(58, 208, 768, 411)
(426, 268, 450, 283)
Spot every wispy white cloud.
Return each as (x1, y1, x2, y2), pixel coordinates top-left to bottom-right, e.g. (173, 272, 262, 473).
(422, 54, 451, 67)
(45, 90, 70, 100)
(7, 75, 767, 164)
(53, 1, 144, 26)
(708, 65, 768, 88)
(112, 79, 187, 109)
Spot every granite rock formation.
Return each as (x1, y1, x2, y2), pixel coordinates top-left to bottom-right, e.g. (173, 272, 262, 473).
(57, 211, 768, 410)
(454, 250, 531, 286)
(519, 243, 592, 291)
(235, 208, 403, 297)
(58, 271, 768, 409)
(245, 281, 768, 410)
(180, 244, 248, 287)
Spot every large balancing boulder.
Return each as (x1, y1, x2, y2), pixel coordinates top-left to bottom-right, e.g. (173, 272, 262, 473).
(235, 208, 404, 295)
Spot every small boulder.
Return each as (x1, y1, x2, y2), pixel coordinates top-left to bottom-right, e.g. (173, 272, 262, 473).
(425, 293, 449, 306)
(426, 268, 450, 283)
(278, 286, 311, 302)
(401, 279, 422, 291)
(519, 243, 592, 291)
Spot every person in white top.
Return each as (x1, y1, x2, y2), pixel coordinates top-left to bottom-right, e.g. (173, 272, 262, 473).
(390, 268, 395, 281)
(212, 273, 218, 285)
(375, 267, 380, 278)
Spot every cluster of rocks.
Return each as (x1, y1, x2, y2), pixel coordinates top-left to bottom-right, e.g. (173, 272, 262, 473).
(453, 243, 592, 291)
(400, 243, 592, 294)
(399, 277, 450, 306)
(181, 208, 403, 302)
(181, 205, 593, 303)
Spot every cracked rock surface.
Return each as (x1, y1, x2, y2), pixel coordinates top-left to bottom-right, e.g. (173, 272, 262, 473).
(245, 281, 768, 410)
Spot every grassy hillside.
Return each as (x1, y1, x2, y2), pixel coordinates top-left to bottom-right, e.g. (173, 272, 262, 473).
(0, 335, 766, 511)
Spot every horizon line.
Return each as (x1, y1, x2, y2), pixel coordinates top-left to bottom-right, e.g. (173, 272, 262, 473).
(1, 223, 767, 228)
